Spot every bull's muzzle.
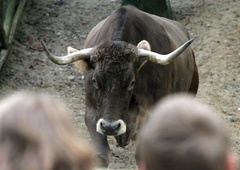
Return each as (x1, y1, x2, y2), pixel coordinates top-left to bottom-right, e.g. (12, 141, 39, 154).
(96, 119, 126, 136)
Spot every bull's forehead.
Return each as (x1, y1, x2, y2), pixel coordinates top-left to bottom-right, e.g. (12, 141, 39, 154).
(93, 59, 135, 89)
(90, 41, 138, 64)
(96, 61, 134, 82)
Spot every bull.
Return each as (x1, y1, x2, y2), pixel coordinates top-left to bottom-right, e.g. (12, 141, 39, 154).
(41, 5, 199, 167)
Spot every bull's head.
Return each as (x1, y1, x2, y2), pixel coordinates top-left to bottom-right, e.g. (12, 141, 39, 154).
(41, 39, 193, 147)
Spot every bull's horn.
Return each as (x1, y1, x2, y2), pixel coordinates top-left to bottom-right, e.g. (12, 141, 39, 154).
(40, 41, 94, 65)
(137, 38, 194, 65)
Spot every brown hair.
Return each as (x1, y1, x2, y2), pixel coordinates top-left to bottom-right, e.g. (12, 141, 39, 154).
(136, 95, 229, 170)
(0, 92, 95, 170)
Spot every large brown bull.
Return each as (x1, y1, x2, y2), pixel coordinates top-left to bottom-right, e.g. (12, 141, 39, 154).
(41, 5, 199, 167)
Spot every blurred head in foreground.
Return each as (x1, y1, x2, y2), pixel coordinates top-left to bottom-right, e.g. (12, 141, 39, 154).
(0, 92, 95, 170)
(136, 95, 237, 170)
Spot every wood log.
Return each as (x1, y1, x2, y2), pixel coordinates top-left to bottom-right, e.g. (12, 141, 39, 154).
(0, 0, 27, 70)
(0, 47, 11, 70)
(3, 0, 18, 38)
(0, 0, 8, 49)
(8, 0, 27, 44)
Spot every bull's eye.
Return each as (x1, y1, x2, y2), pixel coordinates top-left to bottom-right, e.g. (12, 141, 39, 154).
(128, 80, 135, 90)
(92, 77, 98, 89)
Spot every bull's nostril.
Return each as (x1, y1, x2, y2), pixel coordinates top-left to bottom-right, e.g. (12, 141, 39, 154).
(112, 123, 121, 131)
(101, 122, 121, 132)
(97, 119, 126, 136)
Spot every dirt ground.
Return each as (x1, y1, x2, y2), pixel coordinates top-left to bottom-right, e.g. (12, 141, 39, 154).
(0, 0, 239, 169)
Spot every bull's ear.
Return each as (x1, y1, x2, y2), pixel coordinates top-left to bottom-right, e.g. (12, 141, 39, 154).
(67, 46, 78, 54)
(137, 40, 151, 51)
(67, 46, 91, 72)
(136, 40, 150, 72)
(75, 61, 91, 72)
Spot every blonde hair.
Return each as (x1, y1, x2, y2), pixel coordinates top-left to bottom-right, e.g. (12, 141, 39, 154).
(0, 92, 95, 170)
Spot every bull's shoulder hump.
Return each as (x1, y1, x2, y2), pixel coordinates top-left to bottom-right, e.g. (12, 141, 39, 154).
(85, 5, 139, 46)
(114, 5, 138, 14)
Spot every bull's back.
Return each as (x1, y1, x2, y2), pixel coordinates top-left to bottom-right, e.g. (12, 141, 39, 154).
(85, 5, 189, 53)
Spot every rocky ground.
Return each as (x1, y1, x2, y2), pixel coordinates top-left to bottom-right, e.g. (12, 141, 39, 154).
(0, 0, 239, 169)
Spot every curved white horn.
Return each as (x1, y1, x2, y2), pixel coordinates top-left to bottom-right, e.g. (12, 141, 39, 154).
(138, 38, 194, 65)
(40, 41, 94, 65)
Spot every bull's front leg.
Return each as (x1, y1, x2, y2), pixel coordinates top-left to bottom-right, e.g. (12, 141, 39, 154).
(85, 112, 110, 167)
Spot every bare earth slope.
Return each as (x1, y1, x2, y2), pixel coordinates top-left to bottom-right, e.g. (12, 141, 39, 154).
(0, 0, 239, 169)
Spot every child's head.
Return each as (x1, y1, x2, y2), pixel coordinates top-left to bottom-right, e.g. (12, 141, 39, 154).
(0, 92, 95, 170)
(136, 95, 236, 170)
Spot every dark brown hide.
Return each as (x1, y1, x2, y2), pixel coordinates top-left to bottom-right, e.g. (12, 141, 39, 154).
(80, 5, 198, 167)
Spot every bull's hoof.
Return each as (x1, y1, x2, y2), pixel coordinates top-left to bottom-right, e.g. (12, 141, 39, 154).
(96, 154, 109, 168)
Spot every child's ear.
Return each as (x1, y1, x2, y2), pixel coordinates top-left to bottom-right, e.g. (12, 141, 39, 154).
(137, 162, 147, 170)
(226, 153, 237, 170)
